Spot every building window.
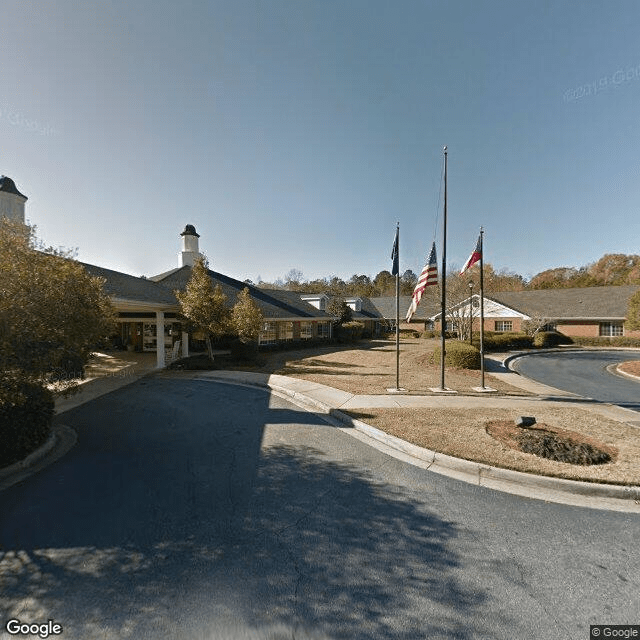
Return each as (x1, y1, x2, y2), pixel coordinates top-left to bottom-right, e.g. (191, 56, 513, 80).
(494, 321, 513, 332)
(259, 322, 277, 345)
(300, 322, 313, 339)
(599, 322, 623, 337)
(316, 322, 330, 338)
(279, 322, 294, 341)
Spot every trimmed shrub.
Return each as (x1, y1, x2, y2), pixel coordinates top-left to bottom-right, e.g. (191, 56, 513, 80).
(475, 332, 533, 351)
(230, 338, 259, 361)
(532, 331, 573, 348)
(0, 377, 54, 468)
(422, 330, 456, 339)
(432, 341, 481, 369)
(336, 321, 365, 343)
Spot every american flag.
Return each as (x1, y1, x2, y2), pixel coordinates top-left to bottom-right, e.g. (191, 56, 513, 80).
(406, 242, 438, 322)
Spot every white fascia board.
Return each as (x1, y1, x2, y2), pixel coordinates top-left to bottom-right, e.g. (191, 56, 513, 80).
(429, 295, 529, 321)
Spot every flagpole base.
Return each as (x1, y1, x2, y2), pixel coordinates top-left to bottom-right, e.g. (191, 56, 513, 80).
(429, 387, 457, 394)
(386, 387, 408, 394)
(472, 386, 497, 393)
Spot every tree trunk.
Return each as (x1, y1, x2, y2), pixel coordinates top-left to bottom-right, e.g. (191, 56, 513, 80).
(205, 335, 215, 362)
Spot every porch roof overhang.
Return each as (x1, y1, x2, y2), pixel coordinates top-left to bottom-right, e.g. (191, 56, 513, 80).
(111, 297, 180, 313)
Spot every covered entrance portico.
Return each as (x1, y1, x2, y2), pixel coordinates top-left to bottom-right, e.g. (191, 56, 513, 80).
(114, 302, 189, 368)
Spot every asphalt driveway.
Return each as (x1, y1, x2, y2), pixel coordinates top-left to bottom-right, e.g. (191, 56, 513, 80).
(1, 375, 639, 639)
(511, 349, 640, 411)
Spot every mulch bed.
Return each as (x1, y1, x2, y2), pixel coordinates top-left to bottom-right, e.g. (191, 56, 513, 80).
(486, 420, 618, 466)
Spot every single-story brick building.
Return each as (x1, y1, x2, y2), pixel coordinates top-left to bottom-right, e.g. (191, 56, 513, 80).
(429, 285, 640, 338)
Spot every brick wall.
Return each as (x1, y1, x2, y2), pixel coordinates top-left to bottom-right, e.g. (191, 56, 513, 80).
(556, 322, 600, 337)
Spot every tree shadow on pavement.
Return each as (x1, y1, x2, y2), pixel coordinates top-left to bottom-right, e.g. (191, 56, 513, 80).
(0, 377, 498, 639)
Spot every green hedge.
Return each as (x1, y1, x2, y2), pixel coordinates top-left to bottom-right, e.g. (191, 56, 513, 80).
(532, 331, 573, 348)
(473, 332, 533, 351)
(336, 321, 365, 343)
(0, 377, 54, 468)
(432, 341, 481, 369)
(421, 330, 456, 339)
(568, 336, 640, 348)
(230, 338, 259, 361)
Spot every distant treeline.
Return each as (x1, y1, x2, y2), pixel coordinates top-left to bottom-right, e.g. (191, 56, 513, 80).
(250, 253, 640, 298)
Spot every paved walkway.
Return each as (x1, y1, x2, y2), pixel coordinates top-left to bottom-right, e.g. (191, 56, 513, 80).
(3, 350, 639, 512)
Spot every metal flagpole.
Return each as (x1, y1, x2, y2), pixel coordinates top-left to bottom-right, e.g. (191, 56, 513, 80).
(439, 146, 448, 390)
(395, 222, 400, 390)
(479, 227, 485, 389)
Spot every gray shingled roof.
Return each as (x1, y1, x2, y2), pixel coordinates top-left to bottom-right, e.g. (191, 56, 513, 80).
(488, 285, 640, 320)
(368, 296, 440, 321)
(81, 262, 179, 306)
(151, 266, 331, 320)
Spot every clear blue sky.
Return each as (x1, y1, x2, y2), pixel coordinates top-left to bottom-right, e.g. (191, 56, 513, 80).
(2, 1, 640, 283)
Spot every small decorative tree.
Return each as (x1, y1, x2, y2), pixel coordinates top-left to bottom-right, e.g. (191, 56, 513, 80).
(175, 256, 230, 360)
(231, 287, 264, 343)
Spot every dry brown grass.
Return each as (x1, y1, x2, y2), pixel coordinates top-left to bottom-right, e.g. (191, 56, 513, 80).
(618, 360, 640, 377)
(232, 338, 640, 484)
(344, 406, 640, 485)
(253, 337, 529, 396)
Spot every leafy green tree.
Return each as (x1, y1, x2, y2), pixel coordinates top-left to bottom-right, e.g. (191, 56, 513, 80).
(373, 270, 396, 296)
(231, 287, 264, 343)
(626, 290, 640, 331)
(175, 256, 231, 359)
(0, 218, 115, 394)
(400, 269, 418, 295)
(327, 296, 352, 324)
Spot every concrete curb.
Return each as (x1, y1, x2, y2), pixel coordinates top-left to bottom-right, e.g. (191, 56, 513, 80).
(615, 364, 640, 382)
(0, 425, 77, 492)
(193, 371, 640, 508)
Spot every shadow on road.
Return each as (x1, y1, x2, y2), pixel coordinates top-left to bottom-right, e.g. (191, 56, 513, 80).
(0, 376, 496, 639)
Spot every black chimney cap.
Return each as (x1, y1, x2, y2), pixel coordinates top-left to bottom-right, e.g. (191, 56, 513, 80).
(180, 224, 200, 237)
(0, 176, 27, 200)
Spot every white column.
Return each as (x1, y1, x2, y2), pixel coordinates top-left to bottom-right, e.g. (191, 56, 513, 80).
(181, 331, 189, 358)
(156, 311, 165, 368)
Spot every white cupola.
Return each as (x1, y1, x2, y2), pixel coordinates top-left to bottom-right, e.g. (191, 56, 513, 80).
(178, 224, 202, 267)
(0, 176, 27, 224)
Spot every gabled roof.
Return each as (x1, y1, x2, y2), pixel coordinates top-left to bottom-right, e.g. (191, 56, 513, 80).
(429, 285, 640, 321)
(151, 266, 330, 320)
(81, 262, 178, 307)
(488, 285, 640, 320)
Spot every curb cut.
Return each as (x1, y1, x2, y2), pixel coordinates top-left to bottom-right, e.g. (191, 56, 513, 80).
(194, 372, 640, 508)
